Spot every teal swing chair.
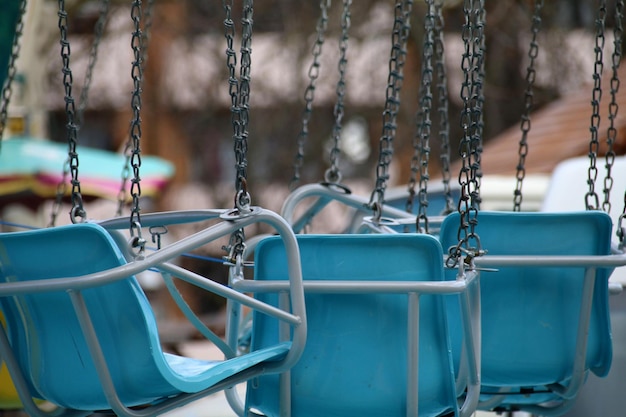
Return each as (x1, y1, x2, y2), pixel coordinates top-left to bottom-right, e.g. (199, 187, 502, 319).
(0, 2, 306, 416)
(234, 2, 481, 416)
(436, 1, 624, 415)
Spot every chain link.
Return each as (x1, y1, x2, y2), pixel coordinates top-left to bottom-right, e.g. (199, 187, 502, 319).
(325, 0, 352, 185)
(222, 0, 254, 264)
(128, 0, 144, 249)
(408, 0, 436, 234)
(471, 0, 485, 210)
(290, 0, 331, 190)
(586, 0, 607, 211)
(368, 0, 413, 222)
(223, 0, 253, 213)
(603, 0, 622, 214)
(0, 0, 27, 142)
(513, 0, 543, 212)
(433, 0, 454, 215)
(76, 0, 110, 128)
(116, 0, 155, 217)
(56, 0, 87, 224)
(51, 0, 110, 226)
(447, 0, 485, 267)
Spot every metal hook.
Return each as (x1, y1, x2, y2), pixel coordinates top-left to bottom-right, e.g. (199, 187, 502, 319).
(149, 225, 168, 250)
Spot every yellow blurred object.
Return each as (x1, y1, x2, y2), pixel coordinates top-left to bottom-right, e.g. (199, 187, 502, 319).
(0, 361, 22, 409)
(0, 312, 22, 409)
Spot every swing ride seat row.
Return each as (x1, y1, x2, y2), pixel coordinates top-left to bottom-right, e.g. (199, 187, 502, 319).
(278, 180, 621, 416)
(0, 208, 308, 417)
(0, 206, 483, 417)
(251, 173, 620, 415)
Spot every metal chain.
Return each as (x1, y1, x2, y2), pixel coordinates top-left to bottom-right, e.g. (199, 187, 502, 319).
(290, 0, 331, 190)
(470, 0, 485, 211)
(612, 0, 626, 247)
(57, 0, 86, 224)
(368, 0, 413, 222)
(222, 0, 254, 212)
(128, 0, 145, 251)
(50, 0, 111, 226)
(513, 0, 543, 212)
(407, 0, 436, 234)
(433, 0, 454, 215)
(76, 0, 110, 128)
(325, 0, 352, 185)
(0, 0, 27, 142)
(222, 0, 254, 264)
(116, 0, 155, 217)
(586, 0, 607, 211)
(447, 0, 485, 267)
(603, 0, 623, 214)
(235, 0, 253, 211)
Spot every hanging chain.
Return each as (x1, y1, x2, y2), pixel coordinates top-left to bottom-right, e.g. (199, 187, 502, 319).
(612, 0, 626, 247)
(0, 0, 27, 142)
(471, 0, 485, 210)
(76, 0, 110, 127)
(223, 0, 254, 212)
(290, 0, 331, 190)
(603, 0, 622, 214)
(222, 0, 254, 264)
(447, 0, 485, 267)
(50, 0, 112, 226)
(325, 0, 352, 185)
(368, 0, 413, 222)
(433, 0, 454, 215)
(586, 0, 607, 211)
(56, 0, 87, 224)
(513, 0, 543, 212)
(127, 0, 145, 251)
(116, 0, 155, 217)
(407, 0, 436, 234)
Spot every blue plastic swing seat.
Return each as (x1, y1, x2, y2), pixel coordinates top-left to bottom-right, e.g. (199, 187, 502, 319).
(0, 222, 290, 412)
(245, 233, 469, 417)
(439, 210, 613, 412)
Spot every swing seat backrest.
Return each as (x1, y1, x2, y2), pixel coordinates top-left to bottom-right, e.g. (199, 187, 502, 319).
(246, 234, 460, 417)
(0, 223, 290, 411)
(439, 211, 613, 391)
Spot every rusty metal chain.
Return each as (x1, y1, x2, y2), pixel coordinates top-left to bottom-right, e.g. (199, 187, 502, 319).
(513, 0, 543, 212)
(0, 0, 27, 142)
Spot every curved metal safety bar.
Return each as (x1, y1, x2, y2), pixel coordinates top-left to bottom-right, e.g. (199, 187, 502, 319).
(0, 207, 307, 417)
(281, 183, 414, 233)
(96, 209, 230, 229)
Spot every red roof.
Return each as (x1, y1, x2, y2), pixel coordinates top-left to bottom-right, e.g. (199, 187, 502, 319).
(461, 64, 626, 176)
